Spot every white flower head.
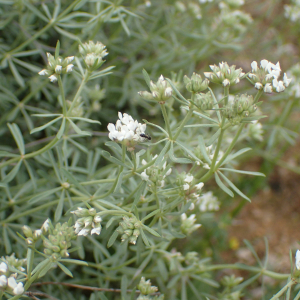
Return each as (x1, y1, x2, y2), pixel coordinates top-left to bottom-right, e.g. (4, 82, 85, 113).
(0, 262, 8, 273)
(184, 175, 194, 183)
(296, 250, 300, 270)
(7, 276, 24, 295)
(0, 275, 7, 287)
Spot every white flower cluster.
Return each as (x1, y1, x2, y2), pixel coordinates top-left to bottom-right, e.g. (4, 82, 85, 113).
(204, 62, 245, 87)
(38, 53, 74, 82)
(72, 207, 102, 236)
(141, 156, 172, 188)
(0, 262, 24, 295)
(180, 213, 201, 235)
(284, 1, 300, 22)
(247, 121, 263, 142)
(197, 191, 220, 212)
(296, 250, 300, 270)
(138, 75, 173, 102)
(108, 112, 147, 148)
(248, 60, 292, 93)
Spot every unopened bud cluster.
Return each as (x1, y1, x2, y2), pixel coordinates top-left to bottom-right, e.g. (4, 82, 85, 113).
(22, 218, 50, 245)
(222, 94, 257, 125)
(204, 62, 244, 87)
(180, 213, 201, 235)
(108, 112, 147, 149)
(116, 216, 140, 244)
(138, 75, 173, 103)
(141, 156, 172, 188)
(79, 41, 108, 70)
(248, 60, 292, 93)
(43, 221, 76, 260)
(137, 277, 164, 300)
(0, 257, 25, 296)
(176, 173, 204, 209)
(194, 92, 214, 111)
(38, 53, 74, 82)
(184, 72, 209, 93)
(72, 207, 102, 236)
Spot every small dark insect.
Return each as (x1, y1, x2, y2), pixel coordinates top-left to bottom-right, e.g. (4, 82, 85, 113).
(140, 133, 151, 141)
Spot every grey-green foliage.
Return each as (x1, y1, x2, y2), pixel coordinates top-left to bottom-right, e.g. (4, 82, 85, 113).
(0, 1, 300, 300)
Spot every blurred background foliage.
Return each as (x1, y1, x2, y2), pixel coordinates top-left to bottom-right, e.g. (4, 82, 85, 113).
(0, 0, 300, 299)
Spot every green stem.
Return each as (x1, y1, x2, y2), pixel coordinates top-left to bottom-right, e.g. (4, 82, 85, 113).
(224, 86, 229, 105)
(160, 103, 172, 139)
(173, 103, 194, 141)
(131, 151, 136, 171)
(58, 76, 67, 115)
(27, 248, 35, 280)
(269, 279, 296, 300)
(205, 264, 290, 280)
(0, 137, 60, 170)
(214, 123, 245, 170)
(253, 89, 263, 104)
(153, 185, 160, 209)
(67, 70, 90, 115)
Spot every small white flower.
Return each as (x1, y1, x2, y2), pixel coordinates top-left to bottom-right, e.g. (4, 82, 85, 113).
(164, 87, 173, 97)
(183, 183, 190, 190)
(184, 175, 194, 183)
(91, 226, 101, 235)
(78, 228, 90, 236)
(66, 64, 74, 73)
(222, 79, 230, 86)
(283, 73, 292, 87)
(251, 61, 258, 72)
(195, 182, 204, 190)
(48, 75, 58, 82)
(0, 275, 7, 287)
(55, 65, 62, 73)
(8, 276, 24, 295)
(38, 69, 48, 76)
(165, 168, 172, 176)
(34, 229, 42, 239)
(41, 219, 50, 233)
(272, 78, 285, 92)
(141, 171, 149, 181)
(66, 56, 75, 63)
(0, 262, 8, 273)
(296, 250, 300, 270)
(204, 72, 213, 79)
(263, 83, 273, 93)
(254, 82, 263, 90)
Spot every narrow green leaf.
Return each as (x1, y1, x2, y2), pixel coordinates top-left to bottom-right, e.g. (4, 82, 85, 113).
(118, 11, 130, 36)
(198, 136, 211, 164)
(167, 274, 181, 288)
(57, 262, 73, 277)
(139, 228, 150, 247)
(233, 273, 261, 292)
(243, 239, 262, 267)
(121, 275, 128, 300)
(143, 119, 169, 136)
(219, 168, 265, 177)
(114, 170, 125, 193)
(101, 150, 129, 168)
(142, 69, 151, 90)
(3, 227, 11, 254)
(190, 274, 220, 287)
(141, 209, 160, 223)
(192, 110, 219, 124)
(215, 172, 234, 197)
(54, 190, 65, 222)
(165, 78, 189, 104)
(68, 117, 101, 124)
(55, 40, 60, 59)
(221, 148, 252, 166)
(2, 160, 22, 183)
(218, 171, 251, 201)
(175, 140, 202, 163)
(68, 119, 91, 136)
(7, 123, 25, 155)
(56, 117, 66, 139)
(169, 142, 192, 164)
(0, 151, 19, 158)
(107, 230, 119, 248)
(30, 116, 62, 134)
(29, 187, 62, 204)
(154, 141, 170, 167)
(142, 224, 161, 237)
(206, 128, 221, 146)
(8, 59, 24, 87)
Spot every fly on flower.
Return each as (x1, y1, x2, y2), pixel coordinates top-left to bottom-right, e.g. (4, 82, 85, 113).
(140, 133, 152, 141)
